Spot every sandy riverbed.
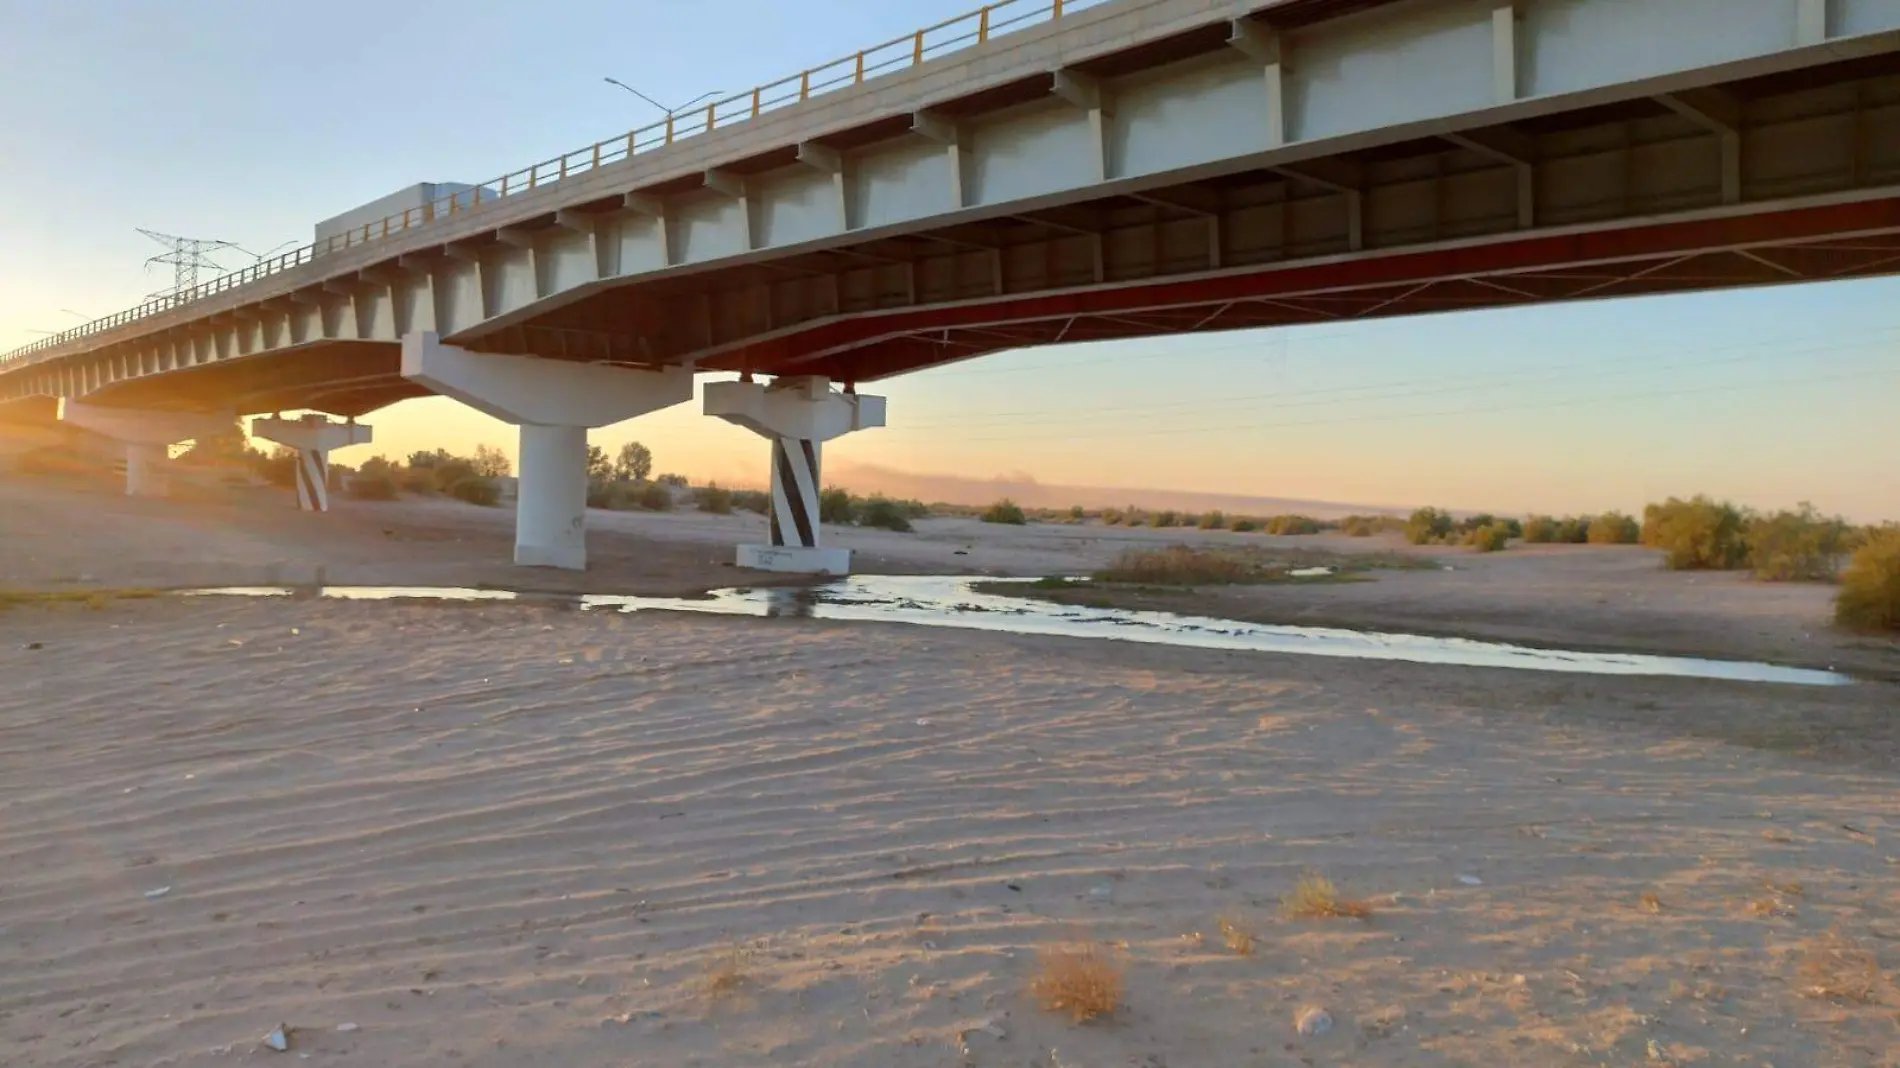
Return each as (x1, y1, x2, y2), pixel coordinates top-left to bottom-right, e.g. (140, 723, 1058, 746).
(3, 473, 1899, 1066)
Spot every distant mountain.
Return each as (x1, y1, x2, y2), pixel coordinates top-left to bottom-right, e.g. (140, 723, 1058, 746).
(826, 460, 1406, 518)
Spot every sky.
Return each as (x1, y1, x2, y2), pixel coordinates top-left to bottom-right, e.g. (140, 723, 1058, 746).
(1, 0, 1895, 521)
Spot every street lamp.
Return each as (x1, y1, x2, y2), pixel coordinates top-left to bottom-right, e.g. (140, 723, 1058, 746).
(603, 78, 723, 143)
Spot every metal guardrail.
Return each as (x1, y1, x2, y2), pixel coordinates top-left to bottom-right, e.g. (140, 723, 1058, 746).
(1, 0, 1111, 371)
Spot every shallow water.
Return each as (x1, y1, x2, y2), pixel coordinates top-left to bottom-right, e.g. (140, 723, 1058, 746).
(183, 576, 1852, 687)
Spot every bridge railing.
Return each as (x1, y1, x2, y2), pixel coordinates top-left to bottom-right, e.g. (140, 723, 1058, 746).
(2, 0, 1111, 371)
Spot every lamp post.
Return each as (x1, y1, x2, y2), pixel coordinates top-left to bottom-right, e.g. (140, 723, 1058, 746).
(603, 78, 722, 144)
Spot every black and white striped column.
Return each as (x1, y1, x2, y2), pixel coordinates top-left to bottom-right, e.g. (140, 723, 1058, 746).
(294, 448, 330, 512)
(768, 436, 821, 548)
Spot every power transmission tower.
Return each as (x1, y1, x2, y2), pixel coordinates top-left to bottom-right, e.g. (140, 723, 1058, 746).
(139, 229, 237, 305)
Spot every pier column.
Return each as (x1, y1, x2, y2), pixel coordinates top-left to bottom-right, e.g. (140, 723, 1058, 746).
(57, 400, 235, 498)
(400, 331, 693, 570)
(704, 375, 886, 575)
(252, 414, 374, 512)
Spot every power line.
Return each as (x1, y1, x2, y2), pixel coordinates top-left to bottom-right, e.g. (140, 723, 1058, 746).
(138, 229, 236, 304)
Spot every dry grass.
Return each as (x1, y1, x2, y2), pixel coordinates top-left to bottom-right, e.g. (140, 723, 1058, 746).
(0, 588, 162, 612)
(1217, 916, 1255, 956)
(702, 944, 752, 1001)
(1282, 871, 1374, 920)
(1096, 546, 1253, 586)
(1029, 941, 1124, 1023)
(1798, 929, 1887, 1003)
(1639, 891, 1664, 914)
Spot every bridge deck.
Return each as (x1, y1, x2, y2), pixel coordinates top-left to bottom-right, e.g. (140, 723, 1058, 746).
(4, 0, 1899, 418)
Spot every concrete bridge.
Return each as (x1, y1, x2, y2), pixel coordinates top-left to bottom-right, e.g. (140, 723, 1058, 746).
(4, 0, 1898, 571)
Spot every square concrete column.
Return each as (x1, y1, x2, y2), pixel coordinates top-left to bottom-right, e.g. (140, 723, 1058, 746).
(704, 376, 886, 575)
(400, 332, 693, 570)
(253, 415, 374, 512)
(58, 400, 235, 498)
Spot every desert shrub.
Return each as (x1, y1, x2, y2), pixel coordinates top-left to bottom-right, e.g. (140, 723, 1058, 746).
(1522, 515, 1558, 543)
(1459, 513, 1497, 534)
(857, 495, 914, 532)
(1747, 503, 1851, 581)
(1643, 495, 1748, 570)
(430, 458, 478, 493)
(1069, 505, 1086, 522)
(698, 483, 733, 515)
(586, 479, 627, 509)
(1553, 516, 1592, 543)
(1229, 516, 1260, 533)
(253, 449, 297, 488)
(347, 471, 399, 500)
(731, 489, 770, 515)
(1835, 527, 1900, 631)
(637, 482, 673, 511)
(1587, 511, 1640, 545)
(1462, 522, 1512, 552)
(819, 486, 854, 525)
(657, 473, 689, 488)
(1405, 507, 1454, 546)
(982, 498, 1027, 525)
(1153, 510, 1178, 529)
(448, 476, 500, 507)
(1265, 514, 1323, 536)
(1338, 514, 1403, 538)
(898, 499, 930, 519)
(1100, 507, 1124, 526)
(1198, 510, 1226, 531)
(398, 466, 438, 495)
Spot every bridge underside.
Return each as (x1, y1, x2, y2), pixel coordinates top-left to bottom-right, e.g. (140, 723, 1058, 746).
(7, 24, 1900, 419)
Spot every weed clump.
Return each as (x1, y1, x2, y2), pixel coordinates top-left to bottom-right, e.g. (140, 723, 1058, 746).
(1030, 941, 1123, 1023)
(1282, 871, 1374, 920)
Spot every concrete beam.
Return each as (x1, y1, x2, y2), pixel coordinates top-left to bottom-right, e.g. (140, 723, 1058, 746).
(399, 332, 692, 428)
(795, 141, 842, 173)
(1657, 88, 1743, 203)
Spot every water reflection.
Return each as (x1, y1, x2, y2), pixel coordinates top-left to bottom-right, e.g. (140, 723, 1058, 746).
(182, 576, 1852, 687)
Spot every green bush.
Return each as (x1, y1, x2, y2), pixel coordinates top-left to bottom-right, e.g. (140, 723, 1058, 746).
(698, 483, 733, 515)
(1265, 514, 1323, 536)
(1553, 516, 1591, 544)
(1068, 505, 1086, 522)
(732, 489, 770, 515)
(858, 495, 914, 532)
(586, 479, 628, 509)
(819, 486, 854, 525)
(1587, 511, 1640, 545)
(1153, 510, 1178, 529)
(638, 482, 672, 511)
(1746, 503, 1850, 581)
(1229, 516, 1260, 533)
(1338, 514, 1403, 538)
(1835, 527, 1900, 631)
(347, 471, 399, 501)
(1198, 510, 1226, 531)
(1521, 516, 1557, 543)
(1405, 507, 1454, 546)
(1462, 522, 1512, 552)
(1642, 495, 1748, 570)
(982, 498, 1027, 525)
(448, 476, 500, 507)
